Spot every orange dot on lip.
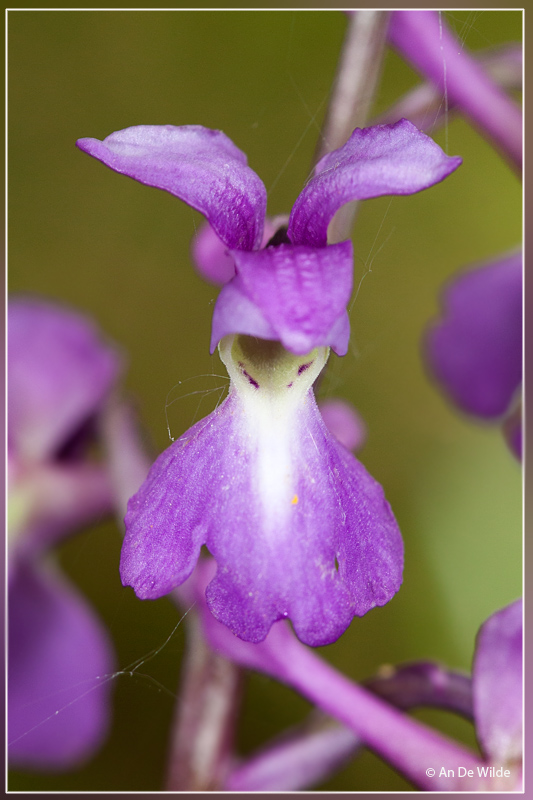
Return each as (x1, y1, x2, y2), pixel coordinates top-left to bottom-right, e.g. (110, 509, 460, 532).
(291, 494, 299, 505)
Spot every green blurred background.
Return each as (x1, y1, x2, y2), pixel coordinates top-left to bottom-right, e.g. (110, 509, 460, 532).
(8, 9, 522, 792)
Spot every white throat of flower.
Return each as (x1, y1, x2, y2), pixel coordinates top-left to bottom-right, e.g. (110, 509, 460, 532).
(219, 335, 329, 535)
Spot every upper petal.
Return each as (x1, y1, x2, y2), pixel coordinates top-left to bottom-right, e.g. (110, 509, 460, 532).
(8, 561, 114, 769)
(288, 119, 462, 247)
(425, 251, 522, 419)
(472, 599, 522, 764)
(8, 297, 121, 463)
(77, 125, 267, 251)
(210, 241, 353, 356)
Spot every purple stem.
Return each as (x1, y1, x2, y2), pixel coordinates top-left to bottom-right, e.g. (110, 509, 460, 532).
(316, 10, 390, 162)
(388, 11, 522, 172)
(375, 43, 522, 135)
(226, 661, 472, 791)
(165, 611, 243, 790)
(227, 713, 359, 792)
(201, 607, 485, 791)
(262, 636, 483, 790)
(365, 660, 472, 718)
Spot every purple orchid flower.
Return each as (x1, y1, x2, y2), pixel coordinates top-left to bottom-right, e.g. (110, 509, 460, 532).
(425, 250, 522, 458)
(77, 119, 460, 646)
(8, 297, 119, 769)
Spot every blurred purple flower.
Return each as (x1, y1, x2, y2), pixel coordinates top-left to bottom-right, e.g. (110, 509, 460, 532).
(318, 398, 367, 453)
(425, 251, 522, 457)
(473, 598, 522, 768)
(8, 297, 119, 770)
(77, 119, 460, 646)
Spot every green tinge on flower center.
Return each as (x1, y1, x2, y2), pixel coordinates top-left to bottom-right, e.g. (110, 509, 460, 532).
(219, 334, 329, 400)
(8, 481, 35, 547)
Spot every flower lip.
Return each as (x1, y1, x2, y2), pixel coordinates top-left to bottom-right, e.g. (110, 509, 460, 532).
(121, 333, 403, 646)
(9, 561, 115, 769)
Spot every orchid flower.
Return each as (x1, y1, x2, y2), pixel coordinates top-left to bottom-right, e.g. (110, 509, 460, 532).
(425, 251, 522, 458)
(8, 297, 118, 769)
(77, 119, 460, 646)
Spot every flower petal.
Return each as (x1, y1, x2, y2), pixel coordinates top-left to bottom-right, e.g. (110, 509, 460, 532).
(425, 251, 522, 419)
(191, 218, 278, 286)
(122, 336, 403, 646)
(288, 119, 462, 247)
(472, 599, 522, 764)
(319, 399, 367, 452)
(210, 241, 353, 355)
(8, 297, 121, 463)
(8, 561, 114, 769)
(77, 125, 267, 251)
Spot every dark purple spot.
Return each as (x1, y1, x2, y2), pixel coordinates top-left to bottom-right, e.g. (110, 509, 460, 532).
(238, 361, 259, 389)
(266, 226, 291, 247)
(287, 381, 294, 388)
(298, 361, 314, 376)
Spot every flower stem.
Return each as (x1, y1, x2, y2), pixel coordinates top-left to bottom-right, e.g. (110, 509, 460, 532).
(225, 661, 472, 791)
(315, 10, 390, 244)
(263, 633, 484, 791)
(202, 612, 486, 791)
(374, 43, 522, 135)
(165, 610, 243, 791)
(388, 11, 522, 174)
